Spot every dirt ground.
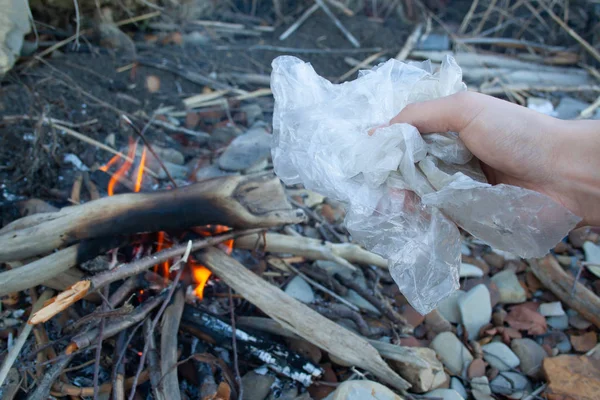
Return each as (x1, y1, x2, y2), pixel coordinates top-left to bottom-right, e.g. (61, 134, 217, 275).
(0, 6, 415, 225)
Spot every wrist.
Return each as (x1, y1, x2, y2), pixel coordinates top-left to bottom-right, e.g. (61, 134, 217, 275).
(553, 119, 600, 226)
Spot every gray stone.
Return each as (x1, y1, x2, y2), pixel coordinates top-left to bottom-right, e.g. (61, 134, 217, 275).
(472, 391, 495, 400)
(471, 376, 491, 394)
(415, 33, 451, 51)
(240, 103, 264, 126)
(284, 276, 314, 304)
(510, 338, 547, 379)
(241, 370, 276, 400)
(430, 332, 473, 376)
(437, 290, 465, 324)
(217, 124, 271, 172)
(194, 164, 238, 182)
(450, 377, 467, 400)
(458, 284, 491, 339)
(583, 241, 600, 278)
(490, 270, 527, 304)
(344, 289, 380, 315)
(555, 97, 589, 120)
(500, 372, 531, 399)
(460, 263, 484, 278)
(424, 389, 464, 400)
(482, 342, 520, 371)
(539, 302, 565, 317)
(568, 310, 593, 330)
(490, 374, 513, 396)
(547, 314, 569, 330)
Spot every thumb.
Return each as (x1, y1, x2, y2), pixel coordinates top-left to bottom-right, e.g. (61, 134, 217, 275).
(389, 91, 486, 134)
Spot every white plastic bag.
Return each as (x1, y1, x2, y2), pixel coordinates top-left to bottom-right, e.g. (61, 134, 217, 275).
(270, 55, 580, 314)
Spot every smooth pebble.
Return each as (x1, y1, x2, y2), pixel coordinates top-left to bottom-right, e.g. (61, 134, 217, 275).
(482, 342, 520, 371)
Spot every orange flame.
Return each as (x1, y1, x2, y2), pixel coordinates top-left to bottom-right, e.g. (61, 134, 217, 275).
(195, 225, 234, 255)
(154, 231, 170, 282)
(191, 263, 212, 300)
(134, 146, 147, 193)
(99, 153, 120, 173)
(107, 138, 138, 196)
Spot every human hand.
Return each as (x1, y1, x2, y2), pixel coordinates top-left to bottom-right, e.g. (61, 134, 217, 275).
(388, 91, 600, 226)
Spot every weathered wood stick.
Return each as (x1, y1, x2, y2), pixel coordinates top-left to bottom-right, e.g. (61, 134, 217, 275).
(160, 289, 185, 400)
(234, 232, 388, 268)
(530, 256, 600, 328)
(0, 237, 120, 297)
(0, 174, 305, 262)
(197, 247, 410, 391)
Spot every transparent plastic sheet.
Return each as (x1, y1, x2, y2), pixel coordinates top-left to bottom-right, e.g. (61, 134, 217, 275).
(270, 55, 581, 314)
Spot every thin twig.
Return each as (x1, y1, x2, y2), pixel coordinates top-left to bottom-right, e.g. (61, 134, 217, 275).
(459, 0, 480, 33)
(337, 51, 385, 82)
(314, 0, 360, 47)
(279, 3, 320, 40)
(91, 229, 264, 290)
(92, 286, 110, 400)
(127, 242, 191, 400)
(0, 290, 53, 388)
(395, 23, 423, 61)
(540, 2, 600, 64)
(121, 115, 178, 188)
(285, 263, 360, 311)
(229, 288, 243, 400)
(27, 353, 75, 400)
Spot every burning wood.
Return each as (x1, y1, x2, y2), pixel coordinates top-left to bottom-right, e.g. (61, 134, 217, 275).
(0, 173, 305, 262)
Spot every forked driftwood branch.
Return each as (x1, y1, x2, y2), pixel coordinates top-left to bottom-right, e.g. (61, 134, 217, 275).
(0, 174, 305, 262)
(234, 232, 387, 269)
(197, 247, 411, 391)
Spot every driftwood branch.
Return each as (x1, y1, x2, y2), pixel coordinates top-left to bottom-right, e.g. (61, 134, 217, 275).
(529, 256, 600, 328)
(197, 247, 410, 391)
(234, 232, 387, 269)
(160, 289, 185, 400)
(0, 174, 305, 262)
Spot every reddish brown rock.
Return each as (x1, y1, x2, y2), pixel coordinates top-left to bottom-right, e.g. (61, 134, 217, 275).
(467, 358, 487, 379)
(505, 303, 547, 335)
(570, 332, 598, 353)
(543, 355, 600, 400)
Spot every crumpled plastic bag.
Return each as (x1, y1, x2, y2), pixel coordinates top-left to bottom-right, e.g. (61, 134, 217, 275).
(270, 55, 581, 314)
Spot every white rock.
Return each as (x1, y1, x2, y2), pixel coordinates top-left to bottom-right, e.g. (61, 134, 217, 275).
(471, 376, 491, 394)
(424, 389, 464, 400)
(458, 284, 491, 339)
(490, 270, 527, 304)
(460, 263, 484, 278)
(583, 241, 600, 278)
(450, 377, 467, 400)
(491, 249, 519, 260)
(437, 290, 465, 324)
(324, 380, 403, 400)
(430, 332, 473, 376)
(461, 243, 471, 256)
(539, 302, 565, 317)
(482, 342, 520, 371)
(284, 276, 314, 303)
(473, 391, 495, 400)
(527, 97, 556, 116)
